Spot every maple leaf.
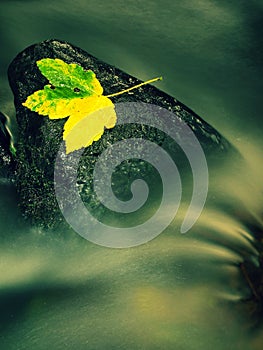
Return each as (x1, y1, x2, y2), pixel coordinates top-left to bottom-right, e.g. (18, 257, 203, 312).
(23, 58, 161, 154)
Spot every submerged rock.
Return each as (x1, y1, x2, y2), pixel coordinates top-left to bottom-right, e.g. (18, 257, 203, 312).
(7, 39, 232, 228)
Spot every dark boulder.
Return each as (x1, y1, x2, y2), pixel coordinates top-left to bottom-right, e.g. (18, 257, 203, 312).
(7, 39, 232, 228)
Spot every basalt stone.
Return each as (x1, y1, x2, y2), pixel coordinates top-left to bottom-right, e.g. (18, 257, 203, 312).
(8, 39, 232, 228)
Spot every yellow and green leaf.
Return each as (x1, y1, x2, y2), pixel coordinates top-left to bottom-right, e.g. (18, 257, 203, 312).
(23, 58, 114, 153)
(22, 58, 161, 154)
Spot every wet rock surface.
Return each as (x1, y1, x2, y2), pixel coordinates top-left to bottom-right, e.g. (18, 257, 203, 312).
(7, 39, 232, 228)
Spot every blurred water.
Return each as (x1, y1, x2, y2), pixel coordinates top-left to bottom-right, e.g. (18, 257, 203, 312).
(0, 1, 263, 349)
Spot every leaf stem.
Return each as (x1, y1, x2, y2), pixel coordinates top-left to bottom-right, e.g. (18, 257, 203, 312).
(106, 76, 162, 98)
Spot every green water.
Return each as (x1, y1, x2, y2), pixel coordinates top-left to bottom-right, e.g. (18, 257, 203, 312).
(0, 1, 263, 349)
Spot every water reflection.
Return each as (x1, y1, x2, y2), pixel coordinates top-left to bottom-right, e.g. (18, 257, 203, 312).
(0, 148, 262, 349)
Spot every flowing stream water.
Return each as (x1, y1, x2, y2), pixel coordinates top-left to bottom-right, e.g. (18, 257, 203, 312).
(0, 1, 263, 349)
